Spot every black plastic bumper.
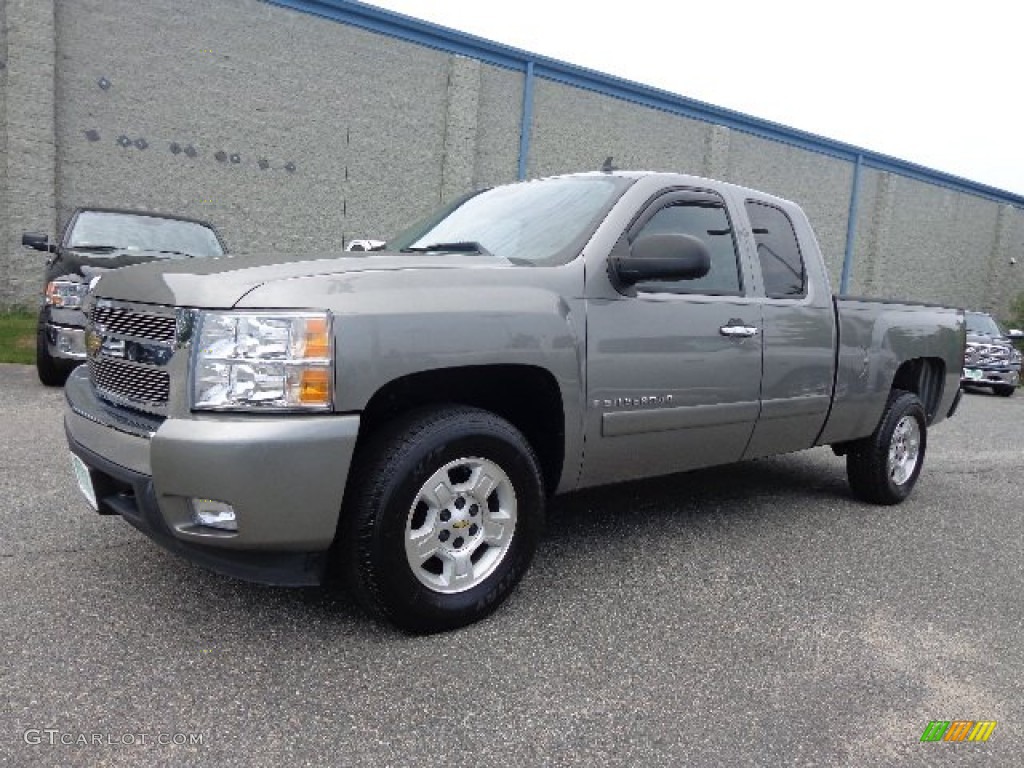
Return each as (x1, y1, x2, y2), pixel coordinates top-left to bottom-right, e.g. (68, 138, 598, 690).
(66, 425, 328, 587)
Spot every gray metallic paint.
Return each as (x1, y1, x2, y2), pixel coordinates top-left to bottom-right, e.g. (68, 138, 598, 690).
(818, 300, 963, 446)
(67, 172, 965, 567)
(150, 414, 359, 551)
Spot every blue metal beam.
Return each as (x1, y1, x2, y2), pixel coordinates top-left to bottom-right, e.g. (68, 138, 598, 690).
(265, 0, 1024, 208)
(518, 61, 535, 181)
(840, 154, 863, 294)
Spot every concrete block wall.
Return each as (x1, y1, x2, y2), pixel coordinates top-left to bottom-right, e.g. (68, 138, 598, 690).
(2, 0, 58, 308)
(52, 0, 455, 259)
(529, 80, 709, 178)
(1, 0, 1023, 320)
(473, 64, 522, 190)
(851, 170, 1024, 313)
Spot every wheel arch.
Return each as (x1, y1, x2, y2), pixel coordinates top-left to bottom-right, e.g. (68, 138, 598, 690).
(356, 364, 566, 495)
(891, 357, 945, 424)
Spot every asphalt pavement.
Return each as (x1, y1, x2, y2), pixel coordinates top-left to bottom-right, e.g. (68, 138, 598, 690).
(1, 363, 1021, 766)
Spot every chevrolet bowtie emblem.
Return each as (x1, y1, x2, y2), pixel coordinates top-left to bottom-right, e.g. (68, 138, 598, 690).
(85, 329, 102, 359)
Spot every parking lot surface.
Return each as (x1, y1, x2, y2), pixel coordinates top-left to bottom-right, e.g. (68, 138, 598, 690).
(1, 363, 1020, 766)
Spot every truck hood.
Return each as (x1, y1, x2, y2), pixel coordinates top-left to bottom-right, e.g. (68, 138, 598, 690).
(90, 251, 511, 308)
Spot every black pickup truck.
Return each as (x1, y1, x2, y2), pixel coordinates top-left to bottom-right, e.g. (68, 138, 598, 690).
(23, 208, 225, 385)
(961, 311, 1023, 397)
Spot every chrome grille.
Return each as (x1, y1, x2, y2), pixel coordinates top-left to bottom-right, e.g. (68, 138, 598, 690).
(86, 300, 178, 414)
(91, 305, 177, 342)
(965, 343, 1010, 366)
(89, 357, 170, 404)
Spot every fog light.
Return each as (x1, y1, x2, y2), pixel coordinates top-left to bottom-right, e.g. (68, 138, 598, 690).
(56, 328, 86, 357)
(190, 498, 237, 531)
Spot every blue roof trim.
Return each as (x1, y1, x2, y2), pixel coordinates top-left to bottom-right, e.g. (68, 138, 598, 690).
(265, 0, 1024, 207)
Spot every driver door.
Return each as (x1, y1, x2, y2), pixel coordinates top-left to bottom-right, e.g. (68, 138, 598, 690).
(581, 190, 763, 487)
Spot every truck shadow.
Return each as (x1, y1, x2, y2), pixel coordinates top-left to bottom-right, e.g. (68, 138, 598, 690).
(126, 450, 852, 636)
(548, 450, 849, 534)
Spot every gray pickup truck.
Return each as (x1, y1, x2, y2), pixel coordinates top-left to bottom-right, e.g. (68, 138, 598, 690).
(63, 172, 964, 632)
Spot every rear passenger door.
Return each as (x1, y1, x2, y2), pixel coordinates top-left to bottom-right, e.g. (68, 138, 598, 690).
(582, 190, 764, 487)
(739, 199, 835, 459)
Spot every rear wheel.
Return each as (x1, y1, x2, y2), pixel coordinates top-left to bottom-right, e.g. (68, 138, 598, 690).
(847, 389, 927, 505)
(342, 406, 544, 633)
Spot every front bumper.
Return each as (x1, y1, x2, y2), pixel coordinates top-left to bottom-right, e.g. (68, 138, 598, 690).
(64, 367, 361, 586)
(961, 366, 1020, 388)
(41, 307, 88, 361)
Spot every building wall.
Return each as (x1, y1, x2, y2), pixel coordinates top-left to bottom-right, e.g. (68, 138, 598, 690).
(851, 170, 1024, 310)
(52, 0, 454, 259)
(1, 0, 1022, 320)
(2, 0, 58, 308)
(528, 80, 709, 179)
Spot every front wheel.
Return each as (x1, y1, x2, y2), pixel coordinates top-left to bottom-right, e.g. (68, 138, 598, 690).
(342, 406, 544, 633)
(993, 384, 1016, 398)
(36, 329, 73, 387)
(846, 389, 927, 505)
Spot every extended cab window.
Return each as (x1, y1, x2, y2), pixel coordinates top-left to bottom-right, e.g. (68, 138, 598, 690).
(745, 202, 805, 298)
(633, 202, 742, 295)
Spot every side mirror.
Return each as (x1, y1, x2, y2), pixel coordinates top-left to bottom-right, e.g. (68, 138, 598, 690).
(610, 233, 711, 286)
(1007, 329, 1023, 339)
(22, 232, 55, 253)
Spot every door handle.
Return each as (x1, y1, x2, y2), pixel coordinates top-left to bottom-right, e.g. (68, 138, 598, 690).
(719, 323, 760, 338)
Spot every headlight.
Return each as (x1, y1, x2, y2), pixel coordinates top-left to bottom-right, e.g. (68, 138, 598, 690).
(192, 311, 333, 411)
(44, 279, 90, 308)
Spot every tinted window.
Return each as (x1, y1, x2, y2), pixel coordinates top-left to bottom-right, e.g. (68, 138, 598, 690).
(966, 312, 1005, 336)
(746, 202, 805, 298)
(633, 203, 741, 295)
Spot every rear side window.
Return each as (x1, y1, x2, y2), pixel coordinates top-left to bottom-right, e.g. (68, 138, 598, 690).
(633, 203, 742, 295)
(745, 202, 805, 298)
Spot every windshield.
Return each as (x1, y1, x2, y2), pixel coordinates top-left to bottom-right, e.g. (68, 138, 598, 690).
(387, 176, 632, 266)
(68, 211, 224, 257)
(966, 312, 1005, 337)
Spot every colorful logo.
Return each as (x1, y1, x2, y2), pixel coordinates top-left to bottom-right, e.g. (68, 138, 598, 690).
(920, 720, 996, 742)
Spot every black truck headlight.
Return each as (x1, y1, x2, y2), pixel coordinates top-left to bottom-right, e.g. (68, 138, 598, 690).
(44, 279, 90, 308)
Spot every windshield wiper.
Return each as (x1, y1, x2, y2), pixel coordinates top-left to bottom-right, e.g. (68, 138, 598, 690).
(152, 250, 197, 258)
(71, 244, 121, 253)
(401, 241, 491, 256)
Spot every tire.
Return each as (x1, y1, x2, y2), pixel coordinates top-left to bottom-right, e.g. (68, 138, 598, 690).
(993, 384, 1016, 398)
(342, 406, 545, 633)
(846, 389, 927, 505)
(36, 329, 72, 387)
